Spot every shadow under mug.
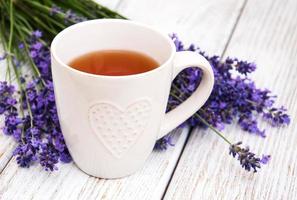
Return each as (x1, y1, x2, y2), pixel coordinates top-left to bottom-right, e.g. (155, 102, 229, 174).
(51, 19, 214, 178)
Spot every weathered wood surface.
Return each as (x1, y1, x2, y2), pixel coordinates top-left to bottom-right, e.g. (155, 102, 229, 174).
(117, 0, 245, 55)
(1, 0, 296, 199)
(164, 0, 297, 199)
(0, 128, 188, 200)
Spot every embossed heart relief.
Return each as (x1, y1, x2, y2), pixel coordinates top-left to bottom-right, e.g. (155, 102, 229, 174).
(69, 49, 158, 158)
(89, 101, 151, 158)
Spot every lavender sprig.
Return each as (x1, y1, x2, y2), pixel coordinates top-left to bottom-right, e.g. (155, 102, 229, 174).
(229, 142, 262, 172)
(166, 33, 290, 139)
(195, 111, 267, 172)
(263, 106, 290, 127)
(50, 4, 87, 24)
(155, 34, 290, 172)
(154, 135, 174, 151)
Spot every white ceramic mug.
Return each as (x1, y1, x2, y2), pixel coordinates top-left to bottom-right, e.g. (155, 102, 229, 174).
(51, 19, 214, 178)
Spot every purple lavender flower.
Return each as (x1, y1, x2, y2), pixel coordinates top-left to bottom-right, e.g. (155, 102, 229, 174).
(65, 10, 87, 23)
(30, 51, 37, 58)
(0, 82, 20, 138)
(32, 30, 42, 38)
(12, 128, 22, 142)
(0, 81, 16, 112)
(39, 143, 59, 171)
(238, 115, 266, 137)
(29, 34, 51, 80)
(263, 106, 290, 126)
(50, 5, 63, 15)
(170, 33, 184, 51)
(260, 155, 271, 164)
(235, 60, 256, 75)
(155, 135, 174, 150)
(13, 143, 37, 168)
(60, 150, 72, 163)
(229, 142, 263, 172)
(18, 43, 24, 49)
(32, 42, 43, 50)
(10, 76, 72, 171)
(50, 5, 86, 24)
(0, 53, 7, 60)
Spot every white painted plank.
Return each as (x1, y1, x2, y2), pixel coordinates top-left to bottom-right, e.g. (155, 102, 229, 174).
(0, 131, 15, 173)
(164, 0, 297, 199)
(0, 128, 188, 200)
(117, 0, 245, 55)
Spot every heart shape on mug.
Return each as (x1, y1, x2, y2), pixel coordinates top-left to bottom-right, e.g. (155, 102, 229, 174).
(89, 100, 151, 158)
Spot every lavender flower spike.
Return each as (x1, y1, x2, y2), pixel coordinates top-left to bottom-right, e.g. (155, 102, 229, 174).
(229, 142, 265, 172)
(154, 135, 174, 150)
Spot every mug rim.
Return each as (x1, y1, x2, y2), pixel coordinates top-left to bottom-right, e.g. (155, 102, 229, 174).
(51, 19, 176, 79)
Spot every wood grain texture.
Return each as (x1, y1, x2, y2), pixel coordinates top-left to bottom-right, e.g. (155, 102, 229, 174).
(164, 0, 297, 199)
(0, 132, 15, 174)
(0, 128, 188, 200)
(116, 0, 245, 55)
(2, 0, 295, 199)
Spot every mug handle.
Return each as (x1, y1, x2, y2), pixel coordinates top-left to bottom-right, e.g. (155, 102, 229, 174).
(158, 51, 214, 139)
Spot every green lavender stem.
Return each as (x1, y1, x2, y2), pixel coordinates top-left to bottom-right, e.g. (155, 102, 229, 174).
(170, 89, 232, 145)
(14, 25, 44, 83)
(193, 113, 232, 145)
(6, 0, 14, 82)
(23, 0, 77, 24)
(6, 0, 33, 130)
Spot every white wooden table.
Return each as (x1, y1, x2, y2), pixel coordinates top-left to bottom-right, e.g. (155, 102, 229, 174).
(1, 0, 297, 199)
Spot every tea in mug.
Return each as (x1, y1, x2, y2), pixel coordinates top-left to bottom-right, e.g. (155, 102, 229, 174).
(68, 50, 159, 76)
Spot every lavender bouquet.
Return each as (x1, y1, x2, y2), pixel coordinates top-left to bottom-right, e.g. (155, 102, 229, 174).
(0, 0, 289, 172)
